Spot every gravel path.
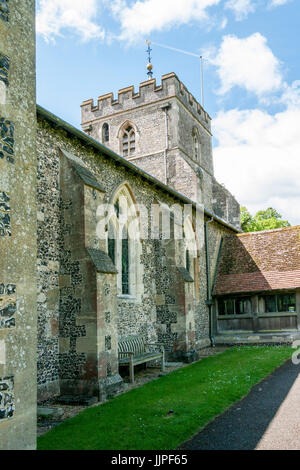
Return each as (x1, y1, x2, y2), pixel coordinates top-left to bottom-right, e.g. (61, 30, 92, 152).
(180, 359, 300, 450)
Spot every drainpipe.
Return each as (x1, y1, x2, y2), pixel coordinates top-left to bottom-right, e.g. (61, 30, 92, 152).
(161, 103, 171, 185)
(205, 217, 215, 347)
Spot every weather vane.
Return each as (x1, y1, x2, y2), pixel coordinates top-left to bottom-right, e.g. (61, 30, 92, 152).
(146, 40, 153, 80)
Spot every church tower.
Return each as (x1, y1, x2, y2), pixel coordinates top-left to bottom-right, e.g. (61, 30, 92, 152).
(81, 73, 240, 228)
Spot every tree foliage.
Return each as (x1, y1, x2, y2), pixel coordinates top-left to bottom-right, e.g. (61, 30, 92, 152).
(241, 206, 291, 232)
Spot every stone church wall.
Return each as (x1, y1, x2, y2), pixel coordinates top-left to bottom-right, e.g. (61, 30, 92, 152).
(36, 113, 235, 400)
(212, 179, 241, 229)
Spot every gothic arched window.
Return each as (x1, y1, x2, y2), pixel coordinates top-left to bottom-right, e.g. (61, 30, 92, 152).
(122, 126, 135, 157)
(107, 185, 142, 298)
(102, 123, 109, 143)
(194, 134, 199, 161)
(192, 128, 201, 163)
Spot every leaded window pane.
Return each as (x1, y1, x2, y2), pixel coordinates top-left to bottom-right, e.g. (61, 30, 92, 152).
(218, 299, 226, 316)
(236, 297, 252, 315)
(225, 299, 235, 315)
(122, 228, 129, 295)
(265, 295, 277, 313)
(278, 294, 296, 312)
(108, 237, 115, 264)
(186, 250, 190, 273)
(103, 123, 109, 143)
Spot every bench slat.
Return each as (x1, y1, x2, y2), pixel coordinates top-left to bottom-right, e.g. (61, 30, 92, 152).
(118, 335, 145, 358)
(118, 335, 165, 383)
(119, 352, 162, 365)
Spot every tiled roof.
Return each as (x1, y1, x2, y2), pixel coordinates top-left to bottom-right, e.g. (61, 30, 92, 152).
(213, 226, 300, 295)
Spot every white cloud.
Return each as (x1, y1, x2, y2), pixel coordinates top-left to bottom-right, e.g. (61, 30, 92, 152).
(213, 33, 283, 96)
(269, 0, 291, 6)
(212, 35, 300, 225)
(281, 80, 300, 108)
(35, 0, 295, 43)
(109, 0, 221, 43)
(225, 0, 256, 20)
(36, 0, 105, 42)
(213, 101, 300, 225)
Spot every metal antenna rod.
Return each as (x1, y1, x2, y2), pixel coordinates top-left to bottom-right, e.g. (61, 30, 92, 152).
(148, 40, 205, 107)
(200, 55, 204, 108)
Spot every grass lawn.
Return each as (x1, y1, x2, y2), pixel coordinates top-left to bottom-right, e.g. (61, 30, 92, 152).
(37, 346, 293, 450)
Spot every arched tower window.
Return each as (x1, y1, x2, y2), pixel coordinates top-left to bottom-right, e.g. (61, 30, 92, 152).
(194, 134, 199, 161)
(192, 128, 201, 163)
(102, 123, 109, 143)
(122, 126, 135, 157)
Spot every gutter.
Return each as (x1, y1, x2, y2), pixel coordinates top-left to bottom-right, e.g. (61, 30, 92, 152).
(36, 104, 240, 234)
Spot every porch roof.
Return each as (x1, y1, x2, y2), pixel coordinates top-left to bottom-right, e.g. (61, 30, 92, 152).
(213, 226, 300, 296)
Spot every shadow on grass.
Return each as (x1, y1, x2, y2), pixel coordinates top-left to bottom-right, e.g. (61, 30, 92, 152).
(180, 358, 299, 450)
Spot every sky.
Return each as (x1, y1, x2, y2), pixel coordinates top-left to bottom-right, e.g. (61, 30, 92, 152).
(36, 0, 300, 225)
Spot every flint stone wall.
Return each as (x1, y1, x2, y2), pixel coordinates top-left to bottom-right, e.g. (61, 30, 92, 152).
(36, 114, 234, 399)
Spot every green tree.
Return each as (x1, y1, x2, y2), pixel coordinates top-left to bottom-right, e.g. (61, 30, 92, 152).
(241, 206, 291, 232)
(240, 206, 254, 232)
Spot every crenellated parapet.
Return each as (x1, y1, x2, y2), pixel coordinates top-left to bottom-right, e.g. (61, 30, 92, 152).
(81, 73, 211, 132)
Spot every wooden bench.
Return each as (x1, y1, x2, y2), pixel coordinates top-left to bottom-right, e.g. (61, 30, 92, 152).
(118, 335, 165, 383)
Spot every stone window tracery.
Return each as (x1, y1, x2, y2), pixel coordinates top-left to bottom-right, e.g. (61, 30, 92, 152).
(106, 185, 142, 298)
(122, 126, 135, 157)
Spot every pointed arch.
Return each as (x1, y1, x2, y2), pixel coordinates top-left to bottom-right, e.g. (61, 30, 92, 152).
(106, 183, 142, 297)
(118, 121, 139, 158)
(110, 182, 140, 233)
(102, 123, 109, 143)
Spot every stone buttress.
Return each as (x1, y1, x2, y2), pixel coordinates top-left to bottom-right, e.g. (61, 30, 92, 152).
(58, 149, 122, 399)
